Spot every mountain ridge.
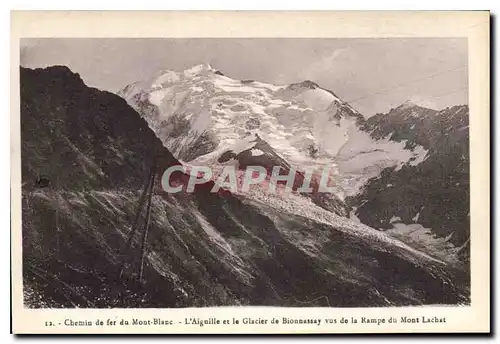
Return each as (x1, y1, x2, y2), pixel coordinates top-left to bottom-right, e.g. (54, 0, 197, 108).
(20, 65, 470, 307)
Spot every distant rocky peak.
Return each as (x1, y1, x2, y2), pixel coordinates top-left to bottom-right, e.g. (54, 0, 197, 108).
(287, 80, 320, 90)
(375, 100, 439, 122)
(398, 99, 420, 109)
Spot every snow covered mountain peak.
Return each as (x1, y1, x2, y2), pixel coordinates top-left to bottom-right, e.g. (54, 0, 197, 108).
(118, 64, 429, 199)
(182, 63, 216, 76)
(117, 63, 365, 160)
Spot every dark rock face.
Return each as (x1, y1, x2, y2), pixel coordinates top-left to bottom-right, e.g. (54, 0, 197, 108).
(287, 80, 320, 90)
(20, 66, 469, 308)
(180, 131, 220, 162)
(349, 104, 470, 262)
(20, 66, 177, 191)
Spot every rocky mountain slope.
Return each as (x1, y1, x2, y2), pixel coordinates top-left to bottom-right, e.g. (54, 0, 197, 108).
(349, 102, 470, 263)
(20, 66, 469, 307)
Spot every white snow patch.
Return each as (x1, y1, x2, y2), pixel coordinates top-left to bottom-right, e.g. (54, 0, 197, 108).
(250, 149, 264, 156)
(252, 81, 285, 92)
(336, 124, 429, 197)
(228, 135, 258, 155)
(190, 108, 212, 134)
(212, 76, 274, 95)
(385, 223, 461, 267)
(183, 63, 213, 77)
(148, 88, 171, 106)
(296, 88, 337, 111)
(390, 216, 402, 224)
(153, 71, 181, 86)
(191, 86, 204, 93)
(312, 115, 353, 157)
(412, 207, 424, 222)
(349, 207, 362, 224)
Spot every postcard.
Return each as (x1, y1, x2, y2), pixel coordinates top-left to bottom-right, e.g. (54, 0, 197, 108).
(11, 10, 490, 334)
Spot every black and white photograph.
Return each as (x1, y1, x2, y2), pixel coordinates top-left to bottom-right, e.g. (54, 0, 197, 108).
(20, 37, 471, 308)
(10, 10, 490, 335)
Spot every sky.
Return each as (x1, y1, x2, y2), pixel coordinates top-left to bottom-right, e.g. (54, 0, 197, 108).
(20, 38, 468, 116)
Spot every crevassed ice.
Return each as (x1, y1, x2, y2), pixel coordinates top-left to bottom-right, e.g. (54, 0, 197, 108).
(121, 63, 430, 200)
